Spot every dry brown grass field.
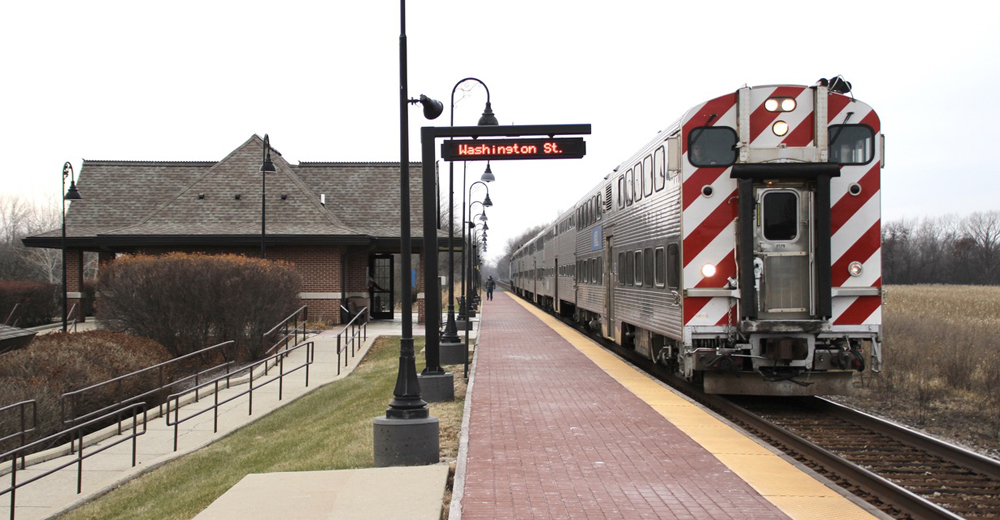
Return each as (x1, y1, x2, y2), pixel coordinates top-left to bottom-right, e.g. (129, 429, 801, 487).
(836, 285, 1000, 460)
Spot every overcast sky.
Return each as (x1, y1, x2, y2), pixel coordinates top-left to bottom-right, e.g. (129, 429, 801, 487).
(3, 1, 997, 265)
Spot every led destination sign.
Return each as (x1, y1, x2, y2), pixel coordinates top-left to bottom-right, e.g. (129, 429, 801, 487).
(441, 138, 586, 161)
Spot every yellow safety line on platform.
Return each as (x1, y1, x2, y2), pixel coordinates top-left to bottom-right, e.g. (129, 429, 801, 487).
(509, 297, 877, 520)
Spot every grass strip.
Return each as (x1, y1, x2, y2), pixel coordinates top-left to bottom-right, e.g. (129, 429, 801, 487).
(58, 336, 465, 520)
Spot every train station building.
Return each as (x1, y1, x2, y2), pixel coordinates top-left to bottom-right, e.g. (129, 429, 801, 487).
(22, 135, 445, 324)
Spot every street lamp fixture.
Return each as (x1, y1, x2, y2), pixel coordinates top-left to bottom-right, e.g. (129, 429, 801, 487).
(480, 162, 495, 183)
(443, 78, 498, 347)
(62, 162, 82, 333)
(260, 134, 277, 259)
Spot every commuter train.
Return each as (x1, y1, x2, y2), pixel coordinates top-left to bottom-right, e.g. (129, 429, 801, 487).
(510, 78, 883, 395)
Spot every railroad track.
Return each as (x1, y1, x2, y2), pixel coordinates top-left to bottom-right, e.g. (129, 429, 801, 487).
(521, 299, 1000, 520)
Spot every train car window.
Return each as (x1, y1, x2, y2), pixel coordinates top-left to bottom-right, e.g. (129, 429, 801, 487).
(634, 162, 643, 201)
(625, 252, 634, 286)
(625, 169, 634, 205)
(617, 175, 626, 208)
(762, 191, 799, 241)
(596, 194, 602, 221)
(588, 258, 596, 283)
(667, 243, 680, 289)
(633, 250, 643, 286)
(618, 252, 626, 285)
(654, 247, 666, 287)
(643, 156, 653, 197)
(829, 124, 874, 165)
(653, 146, 666, 191)
(597, 257, 603, 283)
(688, 127, 738, 167)
(643, 247, 654, 287)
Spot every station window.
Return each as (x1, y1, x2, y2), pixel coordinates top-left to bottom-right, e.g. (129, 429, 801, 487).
(689, 127, 738, 167)
(653, 146, 666, 191)
(829, 124, 874, 165)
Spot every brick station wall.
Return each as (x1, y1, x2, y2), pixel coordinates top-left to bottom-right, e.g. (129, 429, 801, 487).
(78, 246, 426, 326)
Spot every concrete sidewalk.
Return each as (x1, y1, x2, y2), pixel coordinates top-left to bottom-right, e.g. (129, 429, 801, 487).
(2, 314, 477, 520)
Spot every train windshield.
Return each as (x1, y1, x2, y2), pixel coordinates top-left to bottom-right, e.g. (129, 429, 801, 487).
(829, 124, 874, 164)
(688, 127, 737, 167)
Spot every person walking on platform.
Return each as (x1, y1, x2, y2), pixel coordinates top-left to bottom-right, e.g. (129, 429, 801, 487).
(486, 276, 495, 301)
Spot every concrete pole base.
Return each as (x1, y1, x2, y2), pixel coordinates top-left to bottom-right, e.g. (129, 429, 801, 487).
(440, 341, 467, 365)
(417, 372, 454, 402)
(373, 416, 440, 467)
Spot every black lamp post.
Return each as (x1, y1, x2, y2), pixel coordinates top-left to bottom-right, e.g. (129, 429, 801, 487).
(442, 78, 497, 346)
(374, 0, 444, 468)
(260, 134, 276, 259)
(61, 162, 82, 333)
(457, 164, 493, 323)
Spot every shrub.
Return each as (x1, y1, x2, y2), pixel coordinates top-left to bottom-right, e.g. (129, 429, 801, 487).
(0, 280, 59, 327)
(96, 253, 301, 360)
(0, 331, 172, 453)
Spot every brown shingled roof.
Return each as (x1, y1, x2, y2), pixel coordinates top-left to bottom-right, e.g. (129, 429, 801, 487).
(24, 135, 442, 250)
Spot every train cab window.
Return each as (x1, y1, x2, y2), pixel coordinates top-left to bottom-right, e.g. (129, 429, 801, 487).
(829, 124, 874, 164)
(653, 146, 666, 191)
(654, 247, 666, 287)
(667, 243, 680, 289)
(643, 247, 654, 287)
(625, 169, 634, 205)
(618, 252, 626, 285)
(689, 127, 738, 167)
(625, 252, 634, 286)
(762, 191, 799, 241)
(643, 156, 653, 197)
(633, 162, 643, 201)
(633, 250, 643, 286)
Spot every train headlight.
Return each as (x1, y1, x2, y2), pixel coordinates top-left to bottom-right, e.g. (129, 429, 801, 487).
(848, 261, 864, 277)
(772, 121, 789, 136)
(764, 97, 797, 112)
(701, 263, 717, 278)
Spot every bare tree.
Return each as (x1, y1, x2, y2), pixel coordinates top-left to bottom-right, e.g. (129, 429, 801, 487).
(964, 211, 1000, 284)
(0, 195, 61, 282)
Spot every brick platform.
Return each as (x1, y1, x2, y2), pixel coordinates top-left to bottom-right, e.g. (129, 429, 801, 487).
(458, 291, 791, 519)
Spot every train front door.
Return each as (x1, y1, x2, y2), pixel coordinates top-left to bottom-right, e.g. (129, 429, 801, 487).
(368, 254, 394, 320)
(754, 186, 814, 320)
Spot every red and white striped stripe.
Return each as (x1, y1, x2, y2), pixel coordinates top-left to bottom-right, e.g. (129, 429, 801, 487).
(679, 86, 882, 327)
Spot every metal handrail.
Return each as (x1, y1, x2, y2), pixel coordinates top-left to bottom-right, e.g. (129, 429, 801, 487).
(263, 305, 308, 357)
(0, 402, 36, 471)
(61, 341, 236, 429)
(165, 340, 314, 452)
(2, 403, 146, 520)
(335, 307, 368, 375)
(2, 305, 18, 327)
(65, 303, 77, 332)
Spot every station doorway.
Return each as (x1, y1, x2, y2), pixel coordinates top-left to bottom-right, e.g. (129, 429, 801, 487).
(368, 254, 395, 319)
